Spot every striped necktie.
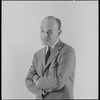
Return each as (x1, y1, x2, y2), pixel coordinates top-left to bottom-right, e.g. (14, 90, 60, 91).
(45, 46, 51, 64)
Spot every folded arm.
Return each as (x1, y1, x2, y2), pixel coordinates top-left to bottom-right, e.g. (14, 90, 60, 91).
(25, 53, 43, 97)
(37, 47, 76, 91)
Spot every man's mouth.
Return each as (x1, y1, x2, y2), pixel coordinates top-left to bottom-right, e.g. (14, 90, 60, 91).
(42, 39, 49, 42)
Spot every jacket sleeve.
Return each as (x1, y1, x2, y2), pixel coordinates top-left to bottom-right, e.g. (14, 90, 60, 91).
(37, 47, 76, 91)
(25, 53, 43, 97)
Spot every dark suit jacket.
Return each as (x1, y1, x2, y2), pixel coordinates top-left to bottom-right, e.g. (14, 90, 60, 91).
(25, 40, 76, 99)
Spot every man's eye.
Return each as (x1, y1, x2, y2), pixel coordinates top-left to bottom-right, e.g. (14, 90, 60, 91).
(48, 31, 52, 35)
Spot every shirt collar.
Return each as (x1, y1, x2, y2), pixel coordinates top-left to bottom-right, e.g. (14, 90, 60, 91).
(45, 38, 59, 52)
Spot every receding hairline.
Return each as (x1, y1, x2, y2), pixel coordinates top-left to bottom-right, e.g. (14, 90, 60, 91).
(41, 16, 61, 29)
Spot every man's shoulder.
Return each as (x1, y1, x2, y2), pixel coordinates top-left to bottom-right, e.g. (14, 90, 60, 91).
(64, 43, 75, 51)
(60, 41, 75, 54)
(34, 47, 45, 56)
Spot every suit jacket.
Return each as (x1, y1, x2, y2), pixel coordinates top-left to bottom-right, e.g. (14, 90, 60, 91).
(25, 40, 76, 99)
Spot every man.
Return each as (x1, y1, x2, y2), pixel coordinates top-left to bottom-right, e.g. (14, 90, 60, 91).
(25, 16, 76, 99)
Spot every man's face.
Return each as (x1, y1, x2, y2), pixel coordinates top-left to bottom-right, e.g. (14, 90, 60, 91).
(40, 18, 60, 46)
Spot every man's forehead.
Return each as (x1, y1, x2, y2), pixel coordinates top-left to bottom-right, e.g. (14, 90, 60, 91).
(41, 18, 58, 28)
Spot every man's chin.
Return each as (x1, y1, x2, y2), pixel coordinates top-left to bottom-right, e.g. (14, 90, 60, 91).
(42, 42, 50, 46)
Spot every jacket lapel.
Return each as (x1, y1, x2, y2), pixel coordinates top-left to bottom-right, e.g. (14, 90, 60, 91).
(44, 40, 65, 71)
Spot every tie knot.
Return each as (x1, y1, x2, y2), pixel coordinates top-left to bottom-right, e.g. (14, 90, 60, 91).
(47, 46, 52, 52)
(48, 46, 51, 50)
(46, 46, 51, 52)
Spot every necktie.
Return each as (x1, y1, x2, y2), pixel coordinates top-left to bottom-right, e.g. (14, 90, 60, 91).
(45, 46, 51, 64)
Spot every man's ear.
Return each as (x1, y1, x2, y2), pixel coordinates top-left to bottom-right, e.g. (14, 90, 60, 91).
(58, 29, 62, 35)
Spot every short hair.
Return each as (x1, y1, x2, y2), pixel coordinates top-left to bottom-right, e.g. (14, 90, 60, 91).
(43, 16, 61, 29)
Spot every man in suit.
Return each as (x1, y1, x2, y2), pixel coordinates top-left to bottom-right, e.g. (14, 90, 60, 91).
(25, 16, 76, 99)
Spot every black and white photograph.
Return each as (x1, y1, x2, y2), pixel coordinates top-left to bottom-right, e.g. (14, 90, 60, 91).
(2, 0, 98, 99)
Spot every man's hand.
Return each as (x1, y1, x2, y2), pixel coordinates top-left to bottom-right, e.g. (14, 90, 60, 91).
(34, 76, 52, 96)
(35, 77, 52, 92)
(42, 89, 52, 96)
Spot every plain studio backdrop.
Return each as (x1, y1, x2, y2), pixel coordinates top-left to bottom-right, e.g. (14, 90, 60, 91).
(2, 1, 98, 99)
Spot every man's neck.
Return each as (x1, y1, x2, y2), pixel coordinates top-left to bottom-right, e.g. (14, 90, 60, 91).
(45, 38, 59, 53)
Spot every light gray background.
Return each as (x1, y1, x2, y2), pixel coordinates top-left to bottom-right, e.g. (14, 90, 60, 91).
(2, 1, 98, 99)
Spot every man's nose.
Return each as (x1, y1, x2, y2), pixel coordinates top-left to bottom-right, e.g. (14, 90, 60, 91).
(44, 33, 48, 38)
